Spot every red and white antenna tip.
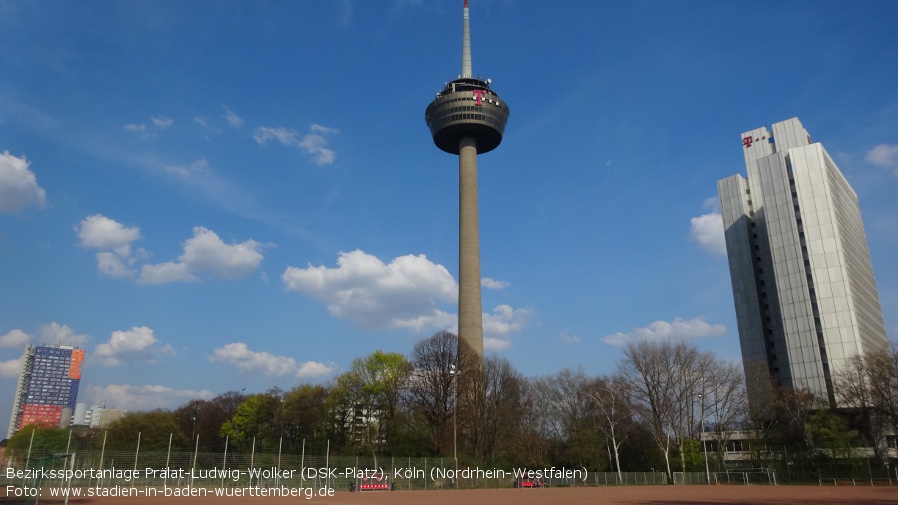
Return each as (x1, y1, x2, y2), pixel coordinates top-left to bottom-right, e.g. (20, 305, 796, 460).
(464, 0, 468, 8)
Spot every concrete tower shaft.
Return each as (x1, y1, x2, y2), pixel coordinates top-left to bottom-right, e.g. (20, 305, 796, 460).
(424, 1, 509, 360)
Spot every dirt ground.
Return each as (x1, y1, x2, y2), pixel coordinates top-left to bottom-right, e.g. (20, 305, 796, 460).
(3, 485, 898, 505)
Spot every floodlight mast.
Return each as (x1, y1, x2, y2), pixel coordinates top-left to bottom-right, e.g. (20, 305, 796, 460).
(424, 1, 509, 362)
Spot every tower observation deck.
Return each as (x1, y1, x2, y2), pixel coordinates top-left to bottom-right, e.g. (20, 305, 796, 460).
(425, 77, 509, 154)
(425, 0, 509, 361)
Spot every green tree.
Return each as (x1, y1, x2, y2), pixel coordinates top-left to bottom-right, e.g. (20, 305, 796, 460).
(219, 390, 283, 451)
(104, 410, 188, 451)
(344, 350, 412, 457)
(282, 384, 329, 453)
(808, 409, 857, 459)
(6, 426, 72, 457)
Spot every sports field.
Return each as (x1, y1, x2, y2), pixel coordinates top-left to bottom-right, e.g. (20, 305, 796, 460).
(3, 485, 897, 504)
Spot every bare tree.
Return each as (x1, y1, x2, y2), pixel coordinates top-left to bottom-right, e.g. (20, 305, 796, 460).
(458, 347, 524, 464)
(834, 349, 898, 461)
(514, 377, 551, 467)
(771, 385, 823, 448)
(174, 391, 247, 450)
(617, 339, 716, 477)
(617, 339, 678, 477)
(406, 330, 458, 455)
(742, 359, 777, 436)
(586, 375, 631, 482)
(529, 367, 596, 465)
(703, 360, 746, 469)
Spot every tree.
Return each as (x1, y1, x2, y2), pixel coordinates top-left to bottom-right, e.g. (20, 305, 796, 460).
(6, 426, 72, 457)
(219, 390, 284, 451)
(104, 410, 188, 451)
(587, 375, 632, 481)
(702, 360, 746, 470)
(834, 349, 898, 461)
(173, 391, 246, 451)
(512, 377, 552, 467)
(769, 385, 822, 449)
(458, 353, 524, 464)
(326, 350, 412, 457)
(405, 331, 457, 455)
(324, 374, 358, 453)
(530, 367, 598, 467)
(282, 384, 329, 453)
(807, 409, 856, 460)
(617, 339, 715, 478)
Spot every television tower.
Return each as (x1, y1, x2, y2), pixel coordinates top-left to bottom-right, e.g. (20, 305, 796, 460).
(425, 0, 510, 360)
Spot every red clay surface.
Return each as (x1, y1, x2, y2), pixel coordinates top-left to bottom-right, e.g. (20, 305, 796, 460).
(4, 485, 898, 504)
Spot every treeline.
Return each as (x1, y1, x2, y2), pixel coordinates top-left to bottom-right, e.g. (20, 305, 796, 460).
(9, 332, 898, 478)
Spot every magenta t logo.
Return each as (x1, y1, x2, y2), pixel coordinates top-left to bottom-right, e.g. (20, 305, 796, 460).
(472, 89, 486, 106)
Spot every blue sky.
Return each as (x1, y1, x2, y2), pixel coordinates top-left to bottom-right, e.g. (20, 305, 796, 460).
(2, 0, 897, 429)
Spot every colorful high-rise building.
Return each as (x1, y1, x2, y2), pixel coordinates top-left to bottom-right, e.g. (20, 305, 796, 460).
(7, 344, 84, 437)
(718, 117, 888, 408)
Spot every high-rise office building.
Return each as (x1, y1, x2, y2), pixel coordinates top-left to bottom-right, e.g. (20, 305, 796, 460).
(7, 344, 84, 437)
(425, 0, 509, 361)
(718, 117, 888, 408)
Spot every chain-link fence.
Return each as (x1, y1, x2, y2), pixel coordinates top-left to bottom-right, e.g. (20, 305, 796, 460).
(2, 447, 672, 491)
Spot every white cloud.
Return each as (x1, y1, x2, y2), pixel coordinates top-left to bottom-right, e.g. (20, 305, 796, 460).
(84, 384, 214, 412)
(253, 124, 338, 165)
(123, 123, 147, 134)
(123, 116, 172, 139)
(603, 316, 727, 346)
(151, 116, 173, 129)
(283, 250, 531, 343)
(481, 304, 530, 351)
(482, 277, 510, 290)
(0, 324, 89, 350)
(40, 322, 90, 347)
(283, 249, 457, 331)
(484, 337, 513, 352)
(0, 358, 23, 378)
(866, 144, 898, 174)
(0, 329, 30, 348)
(483, 304, 530, 337)
(77, 214, 143, 278)
(140, 261, 195, 284)
(209, 342, 335, 379)
(559, 332, 580, 344)
(94, 251, 137, 278)
(139, 226, 264, 284)
(702, 196, 720, 213)
(296, 361, 335, 378)
(77, 214, 141, 249)
(689, 212, 726, 255)
(222, 106, 243, 128)
(309, 124, 339, 135)
(93, 326, 173, 366)
(163, 158, 209, 178)
(0, 151, 47, 214)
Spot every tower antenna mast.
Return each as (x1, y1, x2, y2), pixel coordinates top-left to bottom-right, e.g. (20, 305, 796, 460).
(462, 0, 472, 78)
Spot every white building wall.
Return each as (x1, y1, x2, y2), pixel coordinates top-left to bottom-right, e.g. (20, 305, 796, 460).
(719, 117, 888, 408)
